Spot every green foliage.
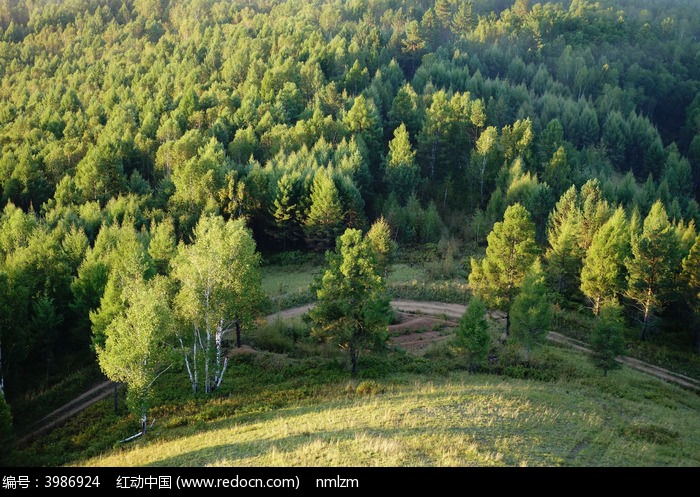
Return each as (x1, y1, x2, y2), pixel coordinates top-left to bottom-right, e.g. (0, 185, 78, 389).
(366, 216, 396, 277)
(385, 124, 419, 203)
(1, 0, 700, 451)
(309, 228, 391, 375)
(354, 379, 383, 396)
(625, 201, 681, 340)
(148, 217, 176, 275)
(510, 260, 552, 361)
(469, 203, 538, 334)
(96, 276, 174, 433)
(454, 297, 491, 369)
(173, 215, 265, 394)
(590, 304, 626, 375)
(0, 392, 14, 465)
(580, 206, 630, 315)
(303, 168, 344, 252)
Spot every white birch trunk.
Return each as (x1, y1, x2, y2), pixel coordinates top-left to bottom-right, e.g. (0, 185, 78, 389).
(178, 334, 197, 394)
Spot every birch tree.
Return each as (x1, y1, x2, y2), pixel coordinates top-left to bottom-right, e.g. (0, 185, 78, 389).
(97, 276, 174, 435)
(172, 215, 264, 394)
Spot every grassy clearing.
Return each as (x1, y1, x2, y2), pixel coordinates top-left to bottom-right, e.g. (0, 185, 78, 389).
(14, 340, 700, 468)
(261, 264, 318, 311)
(261, 260, 472, 310)
(74, 347, 700, 467)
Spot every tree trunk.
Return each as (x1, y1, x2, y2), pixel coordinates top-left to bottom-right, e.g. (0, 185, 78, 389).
(204, 328, 211, 394)
(505, 311, 511, 336)
(235, 320, 241, 348)
(641, 293, 652, 341)
(215, 321, 223, 388)
(641, 307, 649, 341)
(480, 156, 486, 203)
(350, 339, 358, 377)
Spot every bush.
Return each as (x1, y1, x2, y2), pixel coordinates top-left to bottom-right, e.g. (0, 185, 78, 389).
(252, 322, 296, 353)
(355, 380, 384, 396)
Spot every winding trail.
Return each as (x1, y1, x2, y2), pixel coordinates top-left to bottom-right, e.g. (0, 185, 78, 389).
(18, 380, 115, 445)
(19, 299, 700, 445)
(268, 300, 700, 393)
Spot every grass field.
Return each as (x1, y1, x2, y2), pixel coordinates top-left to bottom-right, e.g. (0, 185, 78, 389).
(14, 343, 696, 468)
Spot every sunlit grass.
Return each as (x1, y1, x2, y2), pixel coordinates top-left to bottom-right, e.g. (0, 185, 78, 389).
(77, 348, 700, 467)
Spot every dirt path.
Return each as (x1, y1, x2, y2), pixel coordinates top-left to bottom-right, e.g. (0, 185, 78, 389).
(266, 301, 700, 392)
(22, 300, 699, 444)
(18, 380, 115, 445)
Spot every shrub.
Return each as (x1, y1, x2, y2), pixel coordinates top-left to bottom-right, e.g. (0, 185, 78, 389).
(355, 380, 384, 396)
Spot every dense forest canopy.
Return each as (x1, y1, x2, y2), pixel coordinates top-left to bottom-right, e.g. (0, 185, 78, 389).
(0, 0, 699, 403)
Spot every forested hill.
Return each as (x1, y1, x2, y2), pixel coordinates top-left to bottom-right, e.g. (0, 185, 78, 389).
(0, 0, 699, 404)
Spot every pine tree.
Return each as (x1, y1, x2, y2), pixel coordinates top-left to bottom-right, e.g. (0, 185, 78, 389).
(303, 169, 344, 252)
(453, 1, 474, 34)
(510, 260, 551, 361)
(546, 187, 584, 300)
(455, 296, 491, 370)
(543, 146, 571, 197)
(581, 207, 630, 315)
(271, 172, 302, 250)
(625, 201, 681, 340)
(469, 203, 539, 335)
(366, 216, 396, 277)
(385, 124, 419, 203)
(309, 229, 390, 375)
(579, 178, 611, 251)
(590, 303, 626, 375)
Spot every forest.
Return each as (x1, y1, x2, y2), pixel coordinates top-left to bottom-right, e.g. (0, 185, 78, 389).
(0, 0, 699, 462)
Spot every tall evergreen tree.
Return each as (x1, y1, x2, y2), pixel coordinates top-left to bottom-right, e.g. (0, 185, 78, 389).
(546, 186, 584, 300)
(309, 228, 390, 375)
(510, 259, 551, 361)
(581, 207, 630, 315)
(469, 203, 538, 335)
(385, 123, 419, 203)
(625, 201, 681, 340)
(303, 168, 344, 252)
(271, 172, 302, 250)
(366, 216, 396, 278)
